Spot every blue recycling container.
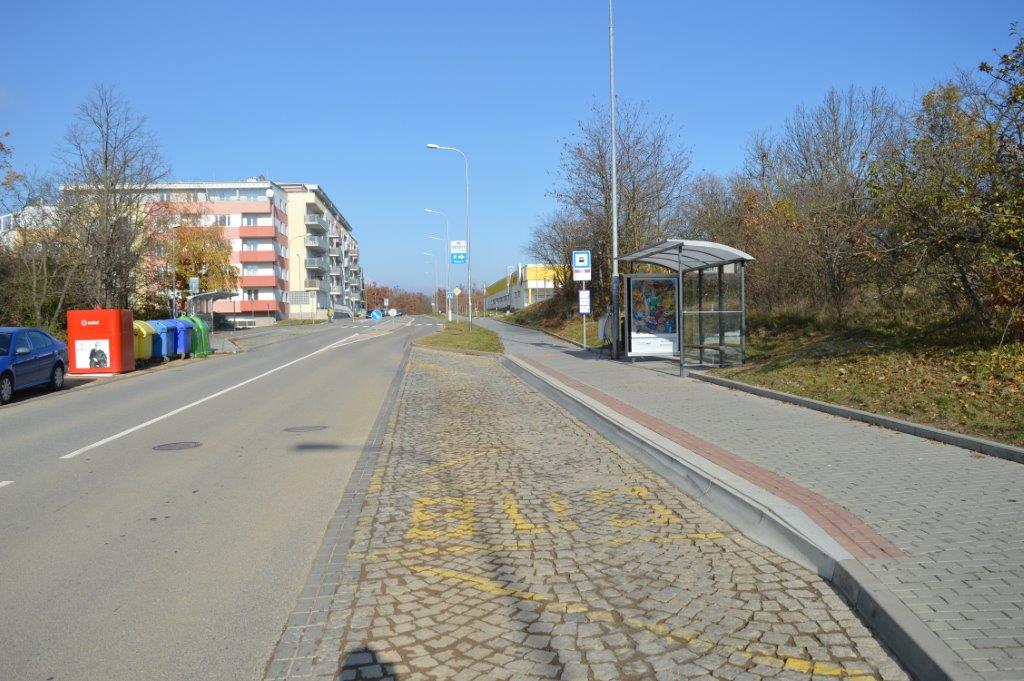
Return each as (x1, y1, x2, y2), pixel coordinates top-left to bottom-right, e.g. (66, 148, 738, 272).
(147, 320, 175, 360)
(160, 319, 192, 357)
(174, 318, 195, 357)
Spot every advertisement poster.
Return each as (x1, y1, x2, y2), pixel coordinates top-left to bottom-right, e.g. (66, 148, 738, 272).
(76, 339, 110, 369)
(628, 277, 678, 355)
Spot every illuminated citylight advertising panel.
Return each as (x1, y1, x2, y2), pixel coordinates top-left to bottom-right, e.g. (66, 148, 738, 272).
(626, 275, 679, 356)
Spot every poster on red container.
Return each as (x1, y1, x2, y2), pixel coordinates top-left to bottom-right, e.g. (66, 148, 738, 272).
(75, 339, 110, 369)
(627, 276, 678, 356)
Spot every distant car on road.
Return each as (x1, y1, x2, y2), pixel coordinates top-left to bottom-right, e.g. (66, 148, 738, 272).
(0, 327, 69, 405)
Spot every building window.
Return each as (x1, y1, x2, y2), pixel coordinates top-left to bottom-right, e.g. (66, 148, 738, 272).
(242, 215, 260, 226)
(245, 289, 258, 301)
(214, 215, 230, 226)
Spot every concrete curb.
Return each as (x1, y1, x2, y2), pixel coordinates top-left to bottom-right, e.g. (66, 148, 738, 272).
(264, 344, 413, 680)
(411, 343, 502, 358)
(692, 371, 1024, 465)
(501, 353, 980, 681)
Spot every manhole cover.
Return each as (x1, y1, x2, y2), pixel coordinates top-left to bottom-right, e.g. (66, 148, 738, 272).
(153, 442, 202, 451)
(284, 426, 328, 433)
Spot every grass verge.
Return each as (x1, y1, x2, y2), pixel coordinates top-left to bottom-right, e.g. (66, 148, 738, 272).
(414, 321, 504, 354)
(713, 318, 1024, 447)
(505, 299, 610, 349)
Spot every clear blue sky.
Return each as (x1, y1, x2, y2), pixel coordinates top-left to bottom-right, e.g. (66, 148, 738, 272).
(2, 1, 1019, 292)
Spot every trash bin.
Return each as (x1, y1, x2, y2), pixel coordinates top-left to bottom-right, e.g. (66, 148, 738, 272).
(148, 320, 174, 360)
(133, 320, 156, 363)
(66, 309, 135, 374)
(180, 315, 210, 357)
(160, 319, 192, 358)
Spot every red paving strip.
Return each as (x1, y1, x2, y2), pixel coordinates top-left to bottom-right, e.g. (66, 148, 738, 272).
(514, 353, 907, 561)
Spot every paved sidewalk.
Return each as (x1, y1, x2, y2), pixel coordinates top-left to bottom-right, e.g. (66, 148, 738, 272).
(269, 348, 906, 680)
(479, 319, 1024, 680)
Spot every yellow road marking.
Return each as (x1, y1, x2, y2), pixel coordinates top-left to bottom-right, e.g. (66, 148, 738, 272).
(502, 493, 542, 533)
(417, 450, 491, 476)
(405, 496, 475, 540)
(403, 562, 871, 678)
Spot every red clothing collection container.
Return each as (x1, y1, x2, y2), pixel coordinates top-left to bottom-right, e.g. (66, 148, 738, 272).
(66, 309, 135, 374)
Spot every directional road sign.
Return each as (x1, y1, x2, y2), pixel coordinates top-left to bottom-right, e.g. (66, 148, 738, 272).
(450, 240, 467, 265)
(446, 290, 453, 300)
(370, 309, 383, 321)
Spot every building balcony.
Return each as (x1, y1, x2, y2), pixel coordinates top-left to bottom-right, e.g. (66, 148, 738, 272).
(238, 225, 276, 238)
(304, 213, 327, 233)
(304, 235, 329, 251)
(305, 257, 327, 271)
(239, 250, 280, 263)
(329, 266, 342, 276)
(238, 275, 286, 289)
(235, 300, 287, 313)
(304, 278, 330, 292)
(330, 285, 342, 295)
(328, 247, 342, 257)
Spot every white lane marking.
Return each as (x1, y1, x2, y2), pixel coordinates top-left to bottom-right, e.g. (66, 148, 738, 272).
(0, 481, 13, 489)
(60, 329, 391, 460)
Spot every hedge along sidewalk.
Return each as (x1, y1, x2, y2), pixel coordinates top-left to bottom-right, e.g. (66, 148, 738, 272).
(476, 318, 1024, 681)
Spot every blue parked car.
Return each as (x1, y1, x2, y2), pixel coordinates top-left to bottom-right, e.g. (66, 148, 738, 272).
(0, 327, 69, 405)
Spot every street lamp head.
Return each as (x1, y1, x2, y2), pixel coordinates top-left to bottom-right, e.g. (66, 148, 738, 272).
(426, 144, 441, 150)
(422, 252, 433, 257)
(427, 235, 441, 241)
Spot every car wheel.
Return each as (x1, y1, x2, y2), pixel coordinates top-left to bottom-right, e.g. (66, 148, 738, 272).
(50, 363, 65, 391)
(0, 373, 13, 405)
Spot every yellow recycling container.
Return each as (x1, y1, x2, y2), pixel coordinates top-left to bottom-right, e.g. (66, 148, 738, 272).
(132, 320, 156, 362)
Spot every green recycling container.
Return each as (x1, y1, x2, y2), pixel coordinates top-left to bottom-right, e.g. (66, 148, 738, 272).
(180, 315, 210, 357)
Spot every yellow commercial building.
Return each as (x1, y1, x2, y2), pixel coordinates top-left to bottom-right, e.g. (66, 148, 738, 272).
(485, 264, 560, 311)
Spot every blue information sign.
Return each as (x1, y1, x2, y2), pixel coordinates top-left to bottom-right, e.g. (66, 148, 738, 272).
(451, 253, 467, 265)
(446, 290, 453, 299)
(370, 309, 383, 321)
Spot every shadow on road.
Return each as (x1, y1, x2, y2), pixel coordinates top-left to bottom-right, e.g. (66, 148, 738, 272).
(291, 442, 350, 452)
(339, 645, 399, 680)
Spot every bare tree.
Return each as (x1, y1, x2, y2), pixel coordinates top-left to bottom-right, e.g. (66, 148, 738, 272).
(60, 85, 169, 308)
(747, 87, 901, 321)
(1, 173, 92, 329)
(535, 101, 691, 311)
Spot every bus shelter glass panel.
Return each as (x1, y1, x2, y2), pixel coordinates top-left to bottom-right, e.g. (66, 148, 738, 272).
(626, 275, 679, 356)
(681, 264, 744, 366)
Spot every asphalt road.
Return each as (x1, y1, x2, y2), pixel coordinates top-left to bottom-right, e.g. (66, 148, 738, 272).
(0, 315, 435, 681)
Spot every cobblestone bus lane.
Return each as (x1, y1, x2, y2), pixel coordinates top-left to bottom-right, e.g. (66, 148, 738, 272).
(275, 349, 909, 681)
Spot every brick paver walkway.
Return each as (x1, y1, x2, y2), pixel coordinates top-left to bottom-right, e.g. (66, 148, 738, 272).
(479, 319, 1024, 680)
(269, 348, 906, 680)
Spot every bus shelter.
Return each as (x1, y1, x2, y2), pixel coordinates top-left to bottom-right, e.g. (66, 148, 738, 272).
(619, 239, 753, 375)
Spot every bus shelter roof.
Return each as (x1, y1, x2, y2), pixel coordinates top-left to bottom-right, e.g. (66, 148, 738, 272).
(618, 239, 754, 273)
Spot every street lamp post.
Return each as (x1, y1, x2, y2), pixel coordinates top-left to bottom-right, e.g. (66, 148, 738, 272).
(608, 0, 621, 359)
(425, 208, 452, 322)
(426, 144, 472, 329)
(423, 252, 438, 315)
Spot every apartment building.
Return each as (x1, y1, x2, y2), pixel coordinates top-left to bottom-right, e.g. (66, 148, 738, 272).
(278, 183, 363, 318)
(145, 178, 364, 327)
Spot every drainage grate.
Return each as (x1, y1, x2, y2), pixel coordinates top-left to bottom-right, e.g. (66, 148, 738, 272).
(153, 441, 202, 451)
(284, 426, 328, 433)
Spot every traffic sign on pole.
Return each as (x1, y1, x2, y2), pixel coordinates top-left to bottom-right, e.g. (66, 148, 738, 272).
(370, 309, 383, 321)
(579, 289, 591, 315)
(572, 250, 592, 282)
(450, 240, 467, 265)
